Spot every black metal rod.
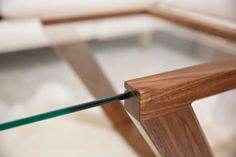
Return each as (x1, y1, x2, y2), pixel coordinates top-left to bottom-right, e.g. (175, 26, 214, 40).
(0, 92, 131, 132)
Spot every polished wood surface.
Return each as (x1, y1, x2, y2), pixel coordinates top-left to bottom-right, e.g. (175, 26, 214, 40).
(55, 42, 155, 157)
(125, 57, 236, 120)
(141, 106, 213, 157)
(125, 57, 236, 157)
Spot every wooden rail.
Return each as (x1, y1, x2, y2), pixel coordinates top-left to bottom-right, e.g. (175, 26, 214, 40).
(47, 6, 236, 157)
(42, 8, 147, 25)
(1, 3, 236, 157)
(148, 7, 236, 42)
(41, 6, 236, 42)
(124, 57, 236, 157)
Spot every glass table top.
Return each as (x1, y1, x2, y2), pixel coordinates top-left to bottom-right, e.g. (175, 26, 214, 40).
(0, 15, 235, 157)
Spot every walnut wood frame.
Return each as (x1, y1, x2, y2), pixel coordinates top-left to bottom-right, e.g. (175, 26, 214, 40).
(124, 57, 236, 157)
(1, 4, 236, 157)
(49, 5, 236, 157)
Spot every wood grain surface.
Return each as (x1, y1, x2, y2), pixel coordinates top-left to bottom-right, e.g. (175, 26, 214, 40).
(125, 57, 236, 157)
(125, 57, 236, 120)
(141, 106, 213, 157)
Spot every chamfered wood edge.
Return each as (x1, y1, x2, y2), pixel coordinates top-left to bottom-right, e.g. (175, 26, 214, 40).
(124, 90, 141, 121)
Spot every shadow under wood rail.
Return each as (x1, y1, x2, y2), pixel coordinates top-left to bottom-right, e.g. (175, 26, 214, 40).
(124, 57, 236, 157)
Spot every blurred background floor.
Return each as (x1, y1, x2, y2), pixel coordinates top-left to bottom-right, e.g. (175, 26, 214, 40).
(0, 33, 235, 157)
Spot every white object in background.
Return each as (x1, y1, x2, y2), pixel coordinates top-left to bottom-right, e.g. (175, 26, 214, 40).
(194, 89, 236, 157)
(156, 0, 236, 21)
(0, 82, 136, 157)
(1, 0, 155, 20)
(45, 15, 157, 43)
(0, 19, 49, 53)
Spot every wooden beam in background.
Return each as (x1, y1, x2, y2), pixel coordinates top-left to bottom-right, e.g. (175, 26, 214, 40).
(43, 8, 147, 25)
(148, 7, 236, 42)
(43, 5, 236, 42)
(54, 42, 155, 157)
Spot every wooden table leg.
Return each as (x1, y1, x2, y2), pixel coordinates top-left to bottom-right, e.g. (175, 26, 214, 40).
(54, 42, 155, 157)
(141, 105, 213, 157)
